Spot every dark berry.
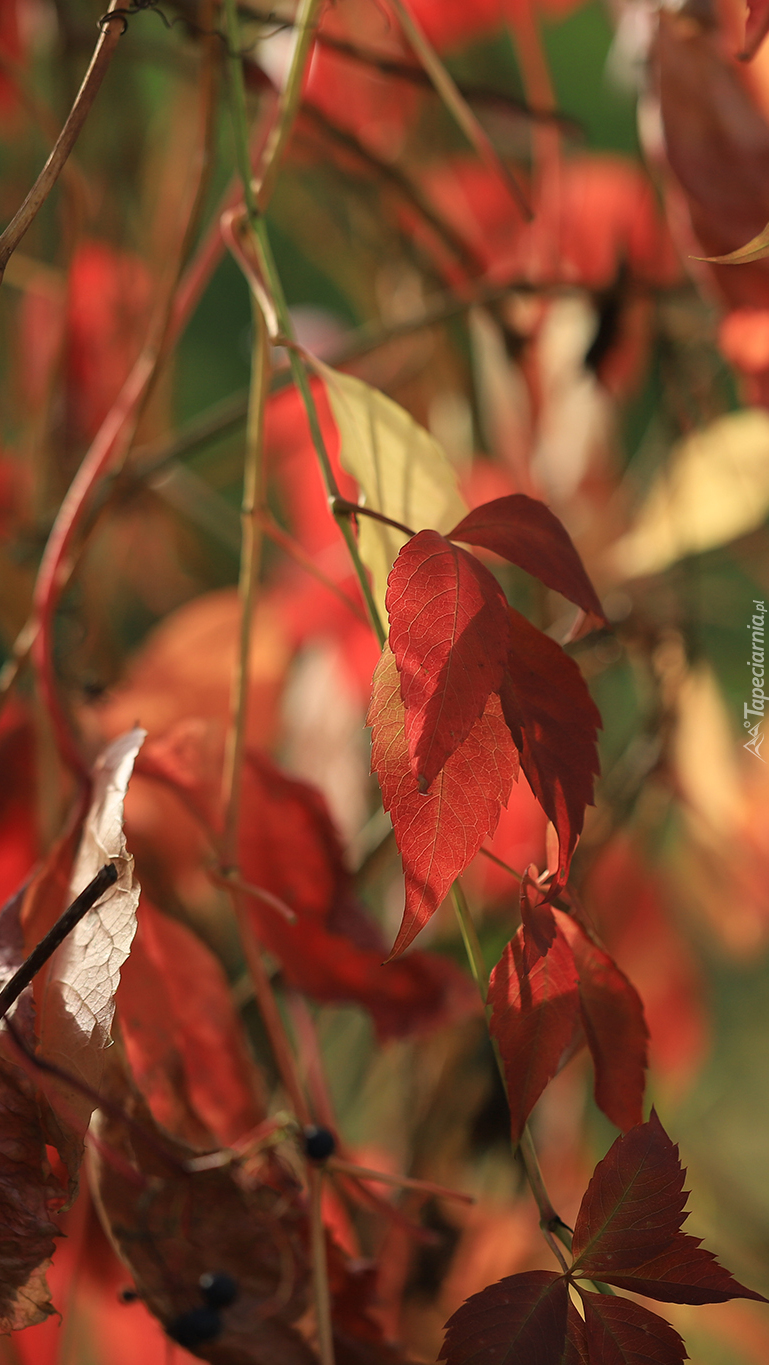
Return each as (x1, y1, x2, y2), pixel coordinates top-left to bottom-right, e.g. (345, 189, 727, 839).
(199, 1272, 238, 1309)
(118, 1286, 140, 1303)
(166, 1306, 222, 1349)
(303, 1125, 336, 1161)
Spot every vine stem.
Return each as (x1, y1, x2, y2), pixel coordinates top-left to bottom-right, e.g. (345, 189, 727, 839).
(0, 1, 124, 283)
(220, 298, 269, 868)
(389, 0, 531, 222)
(222, 0, 386, 648)
(449, 881, 572, 1260)
(309, 1166, 335, 1365)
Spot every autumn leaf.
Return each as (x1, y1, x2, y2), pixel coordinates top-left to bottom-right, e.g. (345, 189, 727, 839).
(369, 643, 517, 957)
(117, 898, 266, 1149)
(439, 1270, 570, 1365)
(487, 922, 580, 1147)
(386, 529, 511, 788)
(447, 495, 605, 620)
(578, 1290, 687, 1365)
(500, 609, 601, 889)
(570, 1110, 767, 1303)
(38, 729, 144, 1138)
(316, 361, 468, 623)
(553, 909, 647, 1133)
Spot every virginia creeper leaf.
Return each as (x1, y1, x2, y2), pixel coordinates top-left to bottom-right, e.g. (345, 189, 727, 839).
(386, 529, 511, 788)
(439, 1270, 569, 1365)
(316, 361, 468, 624)
(39, 729, 145, 1139)
(447, 495, 605, 620)
(571, 1110, 767, 1303)
(117, 898, 266, 1148)
(487, 922, 580, 1146)
(553, 909, 647, 1133)
(578, 1289, 687, 1365)
(500, 609, 601, 889)
(369, 644, 517, 957)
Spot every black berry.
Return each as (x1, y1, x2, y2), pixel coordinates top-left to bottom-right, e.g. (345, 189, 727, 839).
(118, 1286, 139, 1304)
(199, 1272, 238, 1309)
(166, 1306, 222, 1349)
(303, 1125, 336, 1161)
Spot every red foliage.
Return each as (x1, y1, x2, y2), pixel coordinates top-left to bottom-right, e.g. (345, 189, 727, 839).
(386, 529, 511, 789)
(369, 643, 518, 956)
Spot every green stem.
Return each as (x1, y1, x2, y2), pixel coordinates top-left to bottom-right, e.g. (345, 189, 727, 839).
(222, 0, 386, 648)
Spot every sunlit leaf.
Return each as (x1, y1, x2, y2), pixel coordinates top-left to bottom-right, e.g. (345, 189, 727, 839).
(703, 222, 769, 264)
(317, 361, 468, 623)
(387, 529, 511, 788)
(39, 729, 144, 1134)
(369, 643, 517, 957)
(447, 495, 605, 619)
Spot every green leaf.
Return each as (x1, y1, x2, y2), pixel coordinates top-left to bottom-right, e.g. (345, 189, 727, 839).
(316, 361, 468, 623)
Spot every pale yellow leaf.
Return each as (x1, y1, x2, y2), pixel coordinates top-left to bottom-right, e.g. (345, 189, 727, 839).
(611, 409, 769, 577)
(316, 362, 468, 623)
(40, 728, 145, 1126)
(700, 221, 769, 264)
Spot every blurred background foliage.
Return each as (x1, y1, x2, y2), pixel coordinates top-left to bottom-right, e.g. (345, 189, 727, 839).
(3, 0, 769, 1361)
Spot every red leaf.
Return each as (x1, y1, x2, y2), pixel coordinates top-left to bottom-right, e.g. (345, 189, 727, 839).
(563, 1302, 590, 1364)
(571, 1111, 767, 1304)
(500, 609, 601, 889)
(236, 751, 477, 1032)
(386, 529, 511, 789)
(553, 909, 648, 1132)
(369, 644, 517, 957)
(439, 1270, 569, 1365)
(117, 899, 266, 1148)
(579, 1290, 687, 1365)
(447, 496, 605, 620)
(488, 923, 580, 1146)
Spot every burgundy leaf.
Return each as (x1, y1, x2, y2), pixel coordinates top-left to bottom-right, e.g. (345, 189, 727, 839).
(500, 608, 601, 889)
(386, 529, 511, 789)
(554, 909, 648, 1132)
(439, 1270, 569, 1365)
(519, 873, 558, 966)
(571, 1111, 767, 1304)
(447, 495, 605, 620)
(488, 923, 580, 1146)
(369, 644, 517, 957)
(563, 1302, 590, 1365)
(579, 1289, 687, 1365)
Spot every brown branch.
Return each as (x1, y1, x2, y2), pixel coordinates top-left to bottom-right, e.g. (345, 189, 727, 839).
(0, 2, 125, 284)
(0, 864, 117, 1021)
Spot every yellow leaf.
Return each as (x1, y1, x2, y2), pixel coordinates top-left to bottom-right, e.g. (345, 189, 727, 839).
(700, 222, 769, 264)
(611, 409, 769, 577)
(315, 361, 468, 624)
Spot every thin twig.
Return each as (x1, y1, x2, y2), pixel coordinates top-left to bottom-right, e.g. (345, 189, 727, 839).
(479, 845, 523, 882)
(332, 498, 416, 541)
(0, 2, 124, 283)
(309, 1166, 335, 1365)
(389, 0, 532, 221)
(0, 864, 117, 1020)
(327, 1159, 474, 1205)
